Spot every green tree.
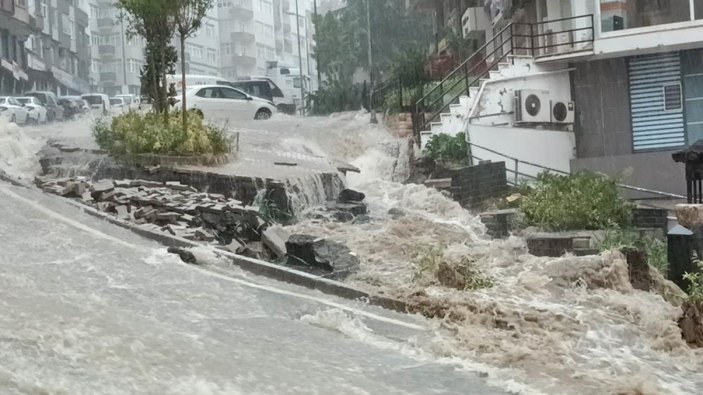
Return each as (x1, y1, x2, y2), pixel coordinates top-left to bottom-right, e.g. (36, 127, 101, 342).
(173, 0, 213, 131)
(117, 0, 176, 119)
(140, 42, 177, 110)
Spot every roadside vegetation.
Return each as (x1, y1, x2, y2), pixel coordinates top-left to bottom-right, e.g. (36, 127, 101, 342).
(423, 132, 469, 164)
(412, 245, 493, 291)
(93, 111, 230, 156)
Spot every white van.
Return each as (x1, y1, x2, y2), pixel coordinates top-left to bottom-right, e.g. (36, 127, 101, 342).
(81, 93, 111, 116)
(166, 74, 234, 92)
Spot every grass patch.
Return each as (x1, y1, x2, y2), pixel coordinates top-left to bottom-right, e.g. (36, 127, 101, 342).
(93, 111, 231, 157)
(599, 228, 668, 275)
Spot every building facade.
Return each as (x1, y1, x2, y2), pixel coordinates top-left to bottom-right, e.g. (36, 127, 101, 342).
(411, 0, 703, 196)
(0, 0, 37, 95)
(218, 0, 317, 86)
(174, 6, 220, 76)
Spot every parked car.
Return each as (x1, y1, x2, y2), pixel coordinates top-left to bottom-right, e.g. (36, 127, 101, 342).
(15, 96, 48, 123)
(109, 97, 127, 113)
(24, 91, 63, 122)
(0, 96, 30, 125)
(174, 85, 276, 122)
(81, 93, 111, 115)
(115, 94, 140, 110)
(61, 95, 90, 113)
(58, 97, 82, 120)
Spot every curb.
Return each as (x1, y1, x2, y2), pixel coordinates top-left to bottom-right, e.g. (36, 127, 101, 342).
(66, 199, 410, 314)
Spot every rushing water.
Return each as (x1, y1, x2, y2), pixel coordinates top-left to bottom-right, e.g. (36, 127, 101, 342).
(3, 112, 703, 394)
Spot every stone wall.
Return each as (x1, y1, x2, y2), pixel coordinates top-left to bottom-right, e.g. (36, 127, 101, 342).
(633, 207, 669, 235)
(449, 161, 508, 209)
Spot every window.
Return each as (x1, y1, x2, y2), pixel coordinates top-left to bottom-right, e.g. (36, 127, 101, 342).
(61, 14, 73, 35)
(663, 83, 682, 111)
(196, 87, 221, 98)
(90, 5, 98, 20)
(91, 32, 99, 45)
(207, 49, 217, 63)
(220, 87, 247, 100)
(128, 59, 141, 74)
(91, 60, 100, 73)
(205, 24, 215, 37)
(221, 43, 233, 55)
(192, 45, 203, 59)
(15, 0, 27, 8)
(256, 22, 265, 35)
(41, 0, 47, 18)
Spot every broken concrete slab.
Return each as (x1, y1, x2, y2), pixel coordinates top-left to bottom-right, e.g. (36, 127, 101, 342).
(285, 234, 359, 279)
(338, 189, 366, 203)
(195, 228, 216, 242)
(115, 205, 130, 220)
(91, 180, 114, 194)
(262, 227, 289, 259)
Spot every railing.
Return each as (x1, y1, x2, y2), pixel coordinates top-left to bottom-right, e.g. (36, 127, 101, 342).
(412, 14, 595, 142)
(468, 141, 685, 200)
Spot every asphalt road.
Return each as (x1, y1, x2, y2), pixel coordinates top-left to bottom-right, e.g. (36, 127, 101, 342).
(0, 182, 507, 395)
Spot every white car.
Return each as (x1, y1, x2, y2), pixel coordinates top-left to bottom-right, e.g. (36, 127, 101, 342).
(115, 94, 140, 110)
(109, 97, 127, 113)
(176, 85, 276, 122)
(81, 93, 111, 115)
(15, 96, 48, 123)
(0, 96, 30, 125)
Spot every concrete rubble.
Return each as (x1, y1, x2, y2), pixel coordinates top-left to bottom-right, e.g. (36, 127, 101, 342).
(34, 176, 363, 278)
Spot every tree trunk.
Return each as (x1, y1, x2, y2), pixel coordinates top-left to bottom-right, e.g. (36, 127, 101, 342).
(150, 49, 159, 112)
(161, 41, 168, 123)
(180, 34, 187, 132)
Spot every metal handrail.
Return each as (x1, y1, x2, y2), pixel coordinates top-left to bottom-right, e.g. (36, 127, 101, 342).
(412, 14, 595, 140)
(468, 141, 686, 199)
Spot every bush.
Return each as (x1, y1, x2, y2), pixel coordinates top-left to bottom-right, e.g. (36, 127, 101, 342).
(598, 229, 668, 274)
(412, 245, 493, 290)
(423, 132, 468, 163)
(684, 258, 703, 304)
(93, 111, 231, 157)
(521, 171, 633, 231)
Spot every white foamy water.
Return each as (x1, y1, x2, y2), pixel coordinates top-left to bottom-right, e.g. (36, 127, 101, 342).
(272, 112, 703, 394)
(4, 111, 703, 394)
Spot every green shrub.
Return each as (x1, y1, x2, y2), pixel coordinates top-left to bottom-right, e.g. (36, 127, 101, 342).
(683, 258, 703, 304)
(521, 171, 633, 231)
(598, 229, 668, 274)
(423, 132, 468, 163)
(412, 245, 493, 290)
(93, 111, 231, 157)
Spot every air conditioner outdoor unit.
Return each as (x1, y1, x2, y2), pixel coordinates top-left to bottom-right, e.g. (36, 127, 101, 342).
(550, 100, 575, 124)
(514, 90, 551, 123)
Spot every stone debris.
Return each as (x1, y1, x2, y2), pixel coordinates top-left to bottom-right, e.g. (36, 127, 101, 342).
(36, 176, 266, 251)
(285, 234, 360, 279)
(675, 204, 703, 229)
(262, 227, 289, 259)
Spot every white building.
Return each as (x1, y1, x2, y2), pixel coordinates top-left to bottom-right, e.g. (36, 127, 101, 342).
(218, 0, 317, 87)
(175, 7, 221, 76)
(88, 1, 221, 96)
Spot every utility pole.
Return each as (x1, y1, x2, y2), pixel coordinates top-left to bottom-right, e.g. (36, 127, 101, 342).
(295, 0, 305, 115)
(120, 11, 128, 94)
(313, 0, 321, 91)
(366, 0, 377, 124)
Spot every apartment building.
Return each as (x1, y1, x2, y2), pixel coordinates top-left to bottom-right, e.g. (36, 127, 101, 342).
(410, 0, 703, 196)
(218, 0, 317, 86)
(175, 6, 220, 76)
(0, 0, 35, 95)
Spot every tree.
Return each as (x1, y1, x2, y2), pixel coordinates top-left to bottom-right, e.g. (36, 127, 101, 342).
(140, 43, 177, 108)
(173, 0, 213, 131)
(117, 0, 176, 119)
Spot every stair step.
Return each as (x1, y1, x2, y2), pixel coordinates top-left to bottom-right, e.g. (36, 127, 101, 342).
(449, 103, 464, 116)
(419, 131, 433, 149)
(489, 70, 502, 79)
(469, 86, 480, 97)
(497, 62, 511, 70)
(459, 96, 472, 108)
(430, 122, 443, 133)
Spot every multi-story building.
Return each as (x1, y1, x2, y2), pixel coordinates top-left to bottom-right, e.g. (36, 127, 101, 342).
(218, 0, 317, 87)
(174, 6, 220, 76)
(22, 0, 91, 95)
(88, 0, 145, 96)
(0, 0, 37, 95)
(409, 0, 703, 196)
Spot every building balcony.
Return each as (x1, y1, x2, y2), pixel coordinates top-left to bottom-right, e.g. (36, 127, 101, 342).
(100, 72, 117, 83)
(462, 7, 490, 39)
(228, 0, 254, 19)
(99, 44, 116, 56)
(98, 17, 115, 28)
(231, 31, 255, 43)
(232, 54, 256, 67)
(0, 1, 33, 36)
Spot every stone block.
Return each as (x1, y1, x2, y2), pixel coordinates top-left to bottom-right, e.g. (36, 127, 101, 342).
(675, 204, 703, 228)
(263, 227, 289, 259)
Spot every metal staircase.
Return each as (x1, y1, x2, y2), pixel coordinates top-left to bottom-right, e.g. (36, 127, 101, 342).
(412, 15, 596, 145)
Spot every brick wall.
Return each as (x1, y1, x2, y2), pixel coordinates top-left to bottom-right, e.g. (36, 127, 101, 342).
(632, 207, 669, 235)
(449, 161, 508, 209)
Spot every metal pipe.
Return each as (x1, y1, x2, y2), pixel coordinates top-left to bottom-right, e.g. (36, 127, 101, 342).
(367, 0, 376, 124)
(313, 0, 321, 90)
(294, 0, 305, 115)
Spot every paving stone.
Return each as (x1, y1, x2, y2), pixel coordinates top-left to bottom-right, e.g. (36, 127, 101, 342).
(115, 205, 130, 220)
(91, 180, 114, 194)
(195, 228, 216, 242)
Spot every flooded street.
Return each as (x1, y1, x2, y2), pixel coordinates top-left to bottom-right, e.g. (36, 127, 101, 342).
(2, 112, 703, 394)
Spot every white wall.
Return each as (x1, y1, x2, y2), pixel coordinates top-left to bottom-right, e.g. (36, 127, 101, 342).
(468, 124, 575, 180)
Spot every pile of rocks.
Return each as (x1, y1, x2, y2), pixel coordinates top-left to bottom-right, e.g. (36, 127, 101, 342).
(35, 176, 264, 251)
(35, 176, 362, 279)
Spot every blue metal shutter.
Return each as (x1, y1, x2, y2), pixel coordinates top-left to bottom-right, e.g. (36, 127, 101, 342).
(629, 52, 685, 151)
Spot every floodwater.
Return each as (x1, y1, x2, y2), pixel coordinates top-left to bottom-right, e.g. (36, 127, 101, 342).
(3, 112, 703, 394)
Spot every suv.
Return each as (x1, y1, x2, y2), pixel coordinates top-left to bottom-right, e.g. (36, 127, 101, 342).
(24, 91, 63, 122)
